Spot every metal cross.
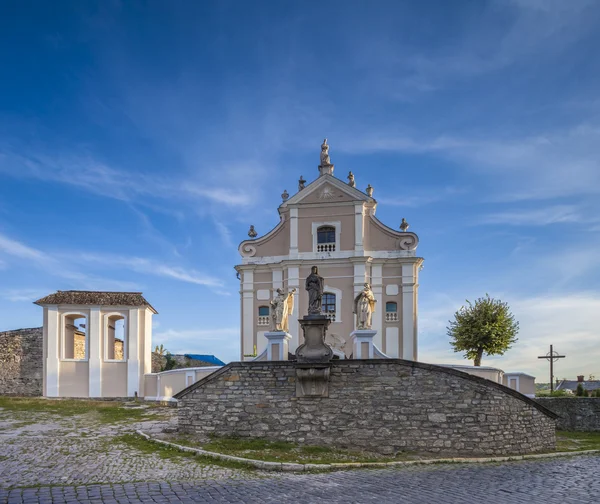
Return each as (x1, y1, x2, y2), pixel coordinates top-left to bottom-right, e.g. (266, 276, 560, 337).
(537, 344, 566, 393)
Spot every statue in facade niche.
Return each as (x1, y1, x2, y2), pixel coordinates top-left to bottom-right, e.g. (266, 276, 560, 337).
(270, 288, 296, 333)
(347, 171, 356, 188)
(353, 283, 376, 329)
(320, 138, 331, 166)
(305, 265, 325, 315)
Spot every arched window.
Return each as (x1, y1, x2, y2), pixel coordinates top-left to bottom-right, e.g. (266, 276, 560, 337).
(105, 313, 127, 361)
(258, 306, 270, 326)
(322, 292, 336, 321)
(317, 226, 336, 252)
(63, 313, 88, 360)
(386, 302, 398, 322)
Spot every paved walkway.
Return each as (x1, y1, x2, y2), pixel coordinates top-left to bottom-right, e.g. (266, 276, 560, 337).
(1, 404, 600, 503)
(1, 455, 600, 503)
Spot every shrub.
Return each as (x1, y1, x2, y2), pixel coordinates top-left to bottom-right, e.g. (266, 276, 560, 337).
(576, 383, 586, 397)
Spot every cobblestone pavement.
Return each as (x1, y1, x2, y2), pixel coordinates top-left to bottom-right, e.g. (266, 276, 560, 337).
(1, 455, 599, 503)
(0, 405, 247, 489)
(1, 404, 600, 503)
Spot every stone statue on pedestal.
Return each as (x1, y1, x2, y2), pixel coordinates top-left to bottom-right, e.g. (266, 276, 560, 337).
(353, 283, 376, 329)
(347, 171, 356, 188)
(320, 138, 331, 166)
(305, 266, 324, 315)
(270, 288, 296, 333)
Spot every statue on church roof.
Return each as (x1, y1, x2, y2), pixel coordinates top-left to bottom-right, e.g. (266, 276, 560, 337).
(400, 218, 410, 232)
(281, 189, 289, 202)
(248, 225, 258, 239)
(366, 184, 373, 197)
(306, 265, 325, 315)
(320, 138, 331, 166)
(270, 288, 296, 333)
(347, 171, 356, 188)
(354, 283, 376, 330)
(298, 176, 306, 191)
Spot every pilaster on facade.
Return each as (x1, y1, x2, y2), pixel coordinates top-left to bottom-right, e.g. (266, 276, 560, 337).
(401, 262, 417, 361)
(370, 263, 384, 349)
(88, 306, 102, 397)
(289, 208, 299, 258)
(127, 308, 140, 397)
(241, 268, 255, 360)
(45, 306, 60, 397)
(354, 203, 365, 254)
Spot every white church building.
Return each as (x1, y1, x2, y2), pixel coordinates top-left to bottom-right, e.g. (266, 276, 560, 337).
(235, 140, 423, 361)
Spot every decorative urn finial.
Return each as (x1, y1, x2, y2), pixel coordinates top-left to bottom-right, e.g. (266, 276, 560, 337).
(347, 171, 356, 188)
(248, 225, 258, 239)
(281, 189, 289, 202)
(366, 184, 373, 197)
(400, 218, 409, 232)
(298, 176, 306, 191)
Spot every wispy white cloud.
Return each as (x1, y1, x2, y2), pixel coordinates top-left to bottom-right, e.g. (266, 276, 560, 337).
(0, 288, 48, 302)
(420, 292, 600, 379)
(0, 231, 223, 290)
(339, 123, 600, 202)
(0, 232, 51, 264)
(69, 253, 224, 288)
(478, 205, 593, 226)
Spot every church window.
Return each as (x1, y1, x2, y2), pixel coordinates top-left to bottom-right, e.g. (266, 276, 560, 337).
(105, 313, 127, 361)
(63, 314, 88, 360)
(386, 302, 398, 322)
(258, 306, 270, 326)
(322, 292, 336, 321)
(317, 226, 336, 252)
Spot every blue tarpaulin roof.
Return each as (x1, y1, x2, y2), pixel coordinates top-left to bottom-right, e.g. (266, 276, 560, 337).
(184, 354, 226, 366)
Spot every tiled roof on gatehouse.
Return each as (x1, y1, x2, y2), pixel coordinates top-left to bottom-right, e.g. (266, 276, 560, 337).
(34, 291, 157, 313)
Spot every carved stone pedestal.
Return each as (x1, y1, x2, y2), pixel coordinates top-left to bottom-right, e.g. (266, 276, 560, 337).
(296, 364, 331, 397)
(296, 315, 333, 363)
(295, 315, 333, 397)
(350, 329, 377, 359)
(264, 331, 292, 361)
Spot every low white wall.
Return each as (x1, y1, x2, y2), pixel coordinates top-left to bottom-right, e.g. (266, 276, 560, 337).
(144, 366, 222, 401)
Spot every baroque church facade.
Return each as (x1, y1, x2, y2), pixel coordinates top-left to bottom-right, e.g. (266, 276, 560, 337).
(235, 140, 423, 361)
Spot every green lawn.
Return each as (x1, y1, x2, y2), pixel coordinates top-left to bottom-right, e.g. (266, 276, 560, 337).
(556, 431, 600, 452)
(168, 434, 418, 464)
(0, 397, 163, 424)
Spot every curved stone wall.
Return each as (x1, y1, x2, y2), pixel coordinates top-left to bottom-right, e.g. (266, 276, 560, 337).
(536, 397, 600, 431)
(176, 360, 557, 456)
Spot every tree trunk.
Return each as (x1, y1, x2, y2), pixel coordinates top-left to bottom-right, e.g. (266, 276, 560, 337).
(474, 348, 483, 367)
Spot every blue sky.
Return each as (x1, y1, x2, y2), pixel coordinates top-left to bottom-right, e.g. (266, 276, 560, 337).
(1, 0, 599, 380)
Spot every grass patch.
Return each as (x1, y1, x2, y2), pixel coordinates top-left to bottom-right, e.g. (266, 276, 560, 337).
(556, 431, 600, 452)
(169, 434, 418, 464)
(115, 433, 251, 470)
(0, 397, 163, 424)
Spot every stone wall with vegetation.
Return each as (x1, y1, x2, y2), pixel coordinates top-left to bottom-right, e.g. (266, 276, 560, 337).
(176, 360, 557, 457)
(0, 328, 43, 396)
(536, 397, 600, 431)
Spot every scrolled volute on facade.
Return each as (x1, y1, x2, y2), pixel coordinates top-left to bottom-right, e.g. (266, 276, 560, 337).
(397, 233, 418, 251)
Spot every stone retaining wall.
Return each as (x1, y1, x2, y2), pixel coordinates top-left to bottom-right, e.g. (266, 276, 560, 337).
(536, 397, 600, 431)
(0, 328, 43, 396)
(176, 360, 557, 457)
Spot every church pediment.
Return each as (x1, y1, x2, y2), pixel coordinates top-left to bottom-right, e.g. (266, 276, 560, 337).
(281, 174, 374, 208)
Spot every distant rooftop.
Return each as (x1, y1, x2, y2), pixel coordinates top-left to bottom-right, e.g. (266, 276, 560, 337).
(34, 291, 157, 313)
(556, 380, 600, 391)
(184, 354, 226, 366)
